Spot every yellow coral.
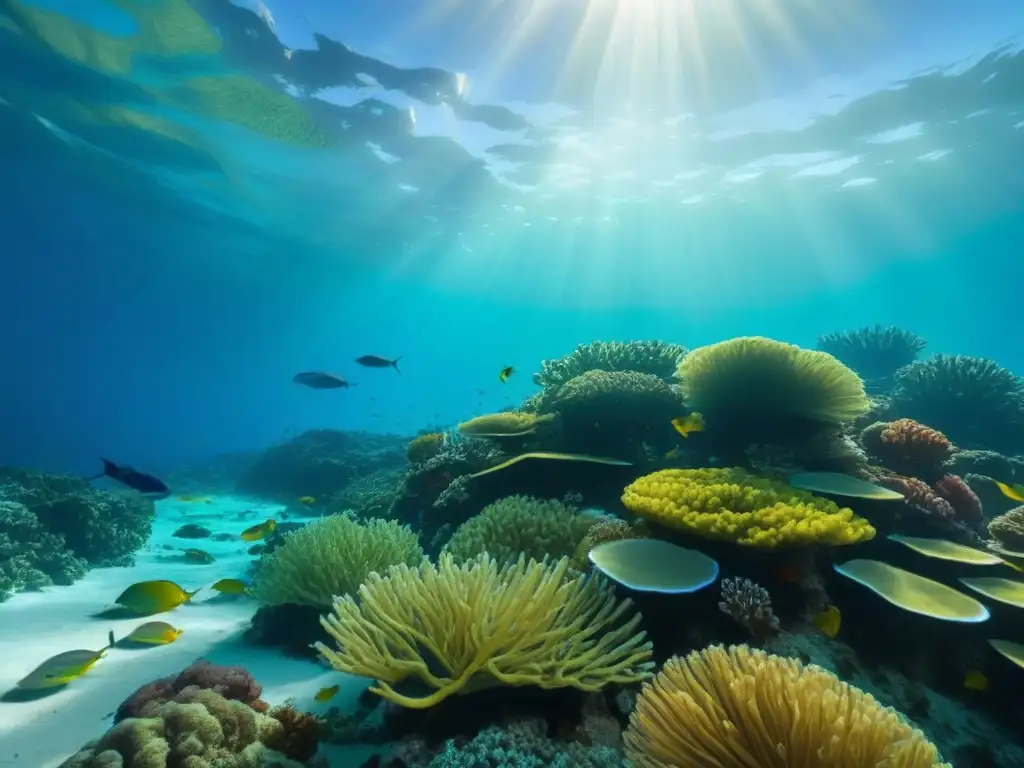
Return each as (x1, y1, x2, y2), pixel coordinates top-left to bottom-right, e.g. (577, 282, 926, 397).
(458, 411, 554, 436)
(444, 495, 596, 565)
(315, 553, 654, 709)
(252, 515, 424, 608)
(622, 468, 874, 548)
(625, 644, 950, 768)
(406, 432, 445, 463)
(678, 336, 870, 425)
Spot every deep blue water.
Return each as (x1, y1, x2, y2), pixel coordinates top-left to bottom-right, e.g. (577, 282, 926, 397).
(2, 0, 1023, 474)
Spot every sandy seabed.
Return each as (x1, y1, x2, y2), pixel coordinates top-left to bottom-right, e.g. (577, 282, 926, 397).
(0, 496, 369, 768)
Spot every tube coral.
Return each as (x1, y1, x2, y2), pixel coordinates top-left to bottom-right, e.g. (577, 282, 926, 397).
(315, 553, 654, 709)
(860, 418, 953, 479)
(623, 644, 950, 768)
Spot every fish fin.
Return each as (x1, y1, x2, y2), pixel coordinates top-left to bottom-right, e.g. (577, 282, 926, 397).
(392, 357, 402, 374)
(106, 630, 116, 649)
(90, 458, 116, 481)
(185, 588, 201, 602)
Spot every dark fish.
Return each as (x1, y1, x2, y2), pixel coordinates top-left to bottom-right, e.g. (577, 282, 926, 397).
(355, 355, 401, 373)
(293, 371, 349, 389)
(499, 366, 514, 383)
(91, 459, 170, 497)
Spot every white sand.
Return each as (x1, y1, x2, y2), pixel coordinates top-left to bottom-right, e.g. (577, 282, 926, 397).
(0, 496, 370, 768)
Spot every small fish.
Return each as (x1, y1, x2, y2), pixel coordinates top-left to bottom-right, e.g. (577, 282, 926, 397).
(91, 459, 170, 498)
(499, 366, 514, 383)
(126, 621, 183, 645)
(241, 518, 277, 542)
(314, 684, 340, 702)
(211, 578, 249, 595)
(17, 632, 115, 689)
(671, 413, 704, 438)
(964, 670, 988, 692)
(297, 496, 316, 505)
(811, 604, 841, 639)
(183, 548, 215, 564)
(664, 447, 681, 461)
(293, 371, 349, 389)
(994, 480, 1024, 503)
(116, 580, 198, 616)
(355, 355, 401, 373)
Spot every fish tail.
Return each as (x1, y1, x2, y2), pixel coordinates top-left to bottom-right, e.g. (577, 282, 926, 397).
(89, 458, 115, 481)
(105, 629, 116, 649)
(392, 357, 402, 374)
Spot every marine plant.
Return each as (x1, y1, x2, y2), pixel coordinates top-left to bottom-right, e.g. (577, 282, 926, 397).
(315, 552, 655, 708)
(252, 514, 424, 609)
(444, 495, 596, 565)
(677, 336, 871, 427)
(624, 644, 950, 767)
(535, 340, 687, 389)
(890, 354, 1024, 453)
(860, 418, 953, 480)
(817, 324, 927, 389)
(622, 468, 875, 548)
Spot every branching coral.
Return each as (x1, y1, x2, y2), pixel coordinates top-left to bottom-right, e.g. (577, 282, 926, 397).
(891, 354, 1024, 452)
(432, 474, 474, 510)
(327, 469, 403, 519)
(677, 336, 871, 427)
(315, 553, 655, 709)
(61, 687, 307, 767)
(622, 468, 875, 548)
(988, 506, 1024, 552)
(623, 644, 950, 768)
(458, 411, 555, 437)
(535, 340, 687, 389)
(817, 325, 927, 387)
(718, 577, 780, 639)
(444, 495, 597, 565)
(252, 514, 424, 609)
(860, 418, 954, 479)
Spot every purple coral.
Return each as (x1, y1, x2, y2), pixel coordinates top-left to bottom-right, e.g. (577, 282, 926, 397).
(719, 577, 780, 639)
(115, 659, 266, 722)
(934, 474, 983, 531)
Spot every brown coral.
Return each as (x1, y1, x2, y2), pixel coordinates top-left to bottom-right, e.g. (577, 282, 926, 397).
(860, 418, 953, 479)
(264, 704, 322, 762)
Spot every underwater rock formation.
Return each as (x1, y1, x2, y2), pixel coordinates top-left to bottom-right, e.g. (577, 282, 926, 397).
(0, 468, 154, 600)
(817, 325, 927, 393)
(236, 429, 407, 501)
(890, 354, 1024, 453)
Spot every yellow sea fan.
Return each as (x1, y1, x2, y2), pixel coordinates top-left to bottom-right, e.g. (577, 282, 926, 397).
(621, 467, 875, 548)
(678, 336, 870, 425)
(315, 553, 654, 709)
(252, 515, 424, 609)
(458, 411, 554, 436)
(624, 644, 950, 768)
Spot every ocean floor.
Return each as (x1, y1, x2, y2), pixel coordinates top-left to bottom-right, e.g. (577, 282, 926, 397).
(0, 495, 369, 768)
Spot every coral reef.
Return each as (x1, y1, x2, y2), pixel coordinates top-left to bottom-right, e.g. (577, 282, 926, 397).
(891, 354, 1024, 453)
(622, 468, 875, 547)
(406, 433, 446, 464)
(326, 469, 403, 519)
(115, 660, 267, 723)
(718, 577, 780, 640)
(315, 553, 654, 708)
(817, 325, 927, 391)
(237, 429, 407, 501)
(535, 340, 687, 389)
(860, 418, 954, 480)
(988, 506, 1024, 552)
(875, 473, 984, 542)
(443, 495, 596, 565)
(933, 474, 983, 532)
(624, 644, 950, 767)
(0, 468, 153, 600)
(252, 514, 424, 609)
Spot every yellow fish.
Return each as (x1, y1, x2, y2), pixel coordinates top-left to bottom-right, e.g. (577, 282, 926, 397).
(964, 670, 988, 692)
(211, 578, 249, 595)
(126, 621, 183, 645)
(116, 580, 198, 616)
(314, 684, 340, 702)
(17, 632, 115, 690)
(183, 548, 215, 564)
(671, 413, 704, 438)
(498, 366, 514, 383)
(297, 496, 317, 505)
(994, 480, 1024, 503)
(241, 519, 277, 541)
(811, 604, 841, 639)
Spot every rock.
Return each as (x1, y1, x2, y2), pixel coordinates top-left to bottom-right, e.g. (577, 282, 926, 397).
(173, 523, 211, 539)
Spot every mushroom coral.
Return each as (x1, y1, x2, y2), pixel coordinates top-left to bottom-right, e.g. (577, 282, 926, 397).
(622, 468, 875, 548)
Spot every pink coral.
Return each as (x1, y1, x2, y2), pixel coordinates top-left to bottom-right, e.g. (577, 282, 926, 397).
(115, 659, 266, 722)
(878, 475, 956, 521)
(934, 474, 983, 530)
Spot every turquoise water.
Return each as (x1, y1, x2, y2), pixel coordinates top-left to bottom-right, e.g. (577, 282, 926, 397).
(2, 2, 1024, 766)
